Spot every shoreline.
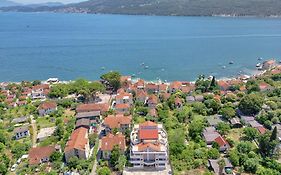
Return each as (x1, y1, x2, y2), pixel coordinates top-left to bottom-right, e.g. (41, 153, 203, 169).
(1, 11, 281, 19)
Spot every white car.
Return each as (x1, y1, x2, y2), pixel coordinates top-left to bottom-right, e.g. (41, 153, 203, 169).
(11, 164, 18, 172)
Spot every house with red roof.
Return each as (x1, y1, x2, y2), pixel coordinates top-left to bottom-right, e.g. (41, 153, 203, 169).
(168, 81, 182, 93)
(130, 121, 169, 169)
(28, 145, 57, 165)
(115, 103, 131, 114)
(64, 127, 90, 162)
(76, 103, 109, 116)
(38, 101, 57, 116)
(145, 83, 159, 93)
(103, 114, 132, 133)
(214, 135, 230, 152)
(31, 84, 49, 100)
(100, 133, 125, 159)
(135, 90, 148, 103)
(147, 94, 158, 108)
(259, 82, 274, 92)
(116, 91, 133, 105)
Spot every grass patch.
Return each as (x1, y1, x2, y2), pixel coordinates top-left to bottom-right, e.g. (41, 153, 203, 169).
(36, 117, 55, 128)
(227, 128, 243, 143)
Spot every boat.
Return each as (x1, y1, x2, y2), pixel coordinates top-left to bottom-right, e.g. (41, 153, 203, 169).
(229, 61, 234, 64)
(256, 63, 261, 67)
(258, 57, 263, 61)
(222, 66, 226, 69)
(101, 66, 105, 70)
(144, 66, 149, 69)
(140, 62, 145, 66)
(132, 74, 136, 77)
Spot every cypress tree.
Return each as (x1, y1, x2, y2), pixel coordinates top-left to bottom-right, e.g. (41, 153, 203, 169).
(270, 126, 277, 141)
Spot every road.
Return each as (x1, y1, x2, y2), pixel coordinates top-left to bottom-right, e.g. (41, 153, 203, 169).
(90, 124, 103, 175)
(30, 115, 37, 147)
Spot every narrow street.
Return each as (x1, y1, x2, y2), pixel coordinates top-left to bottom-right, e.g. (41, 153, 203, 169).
(30, 115, 37, 147)
(90, 124, 103, 175)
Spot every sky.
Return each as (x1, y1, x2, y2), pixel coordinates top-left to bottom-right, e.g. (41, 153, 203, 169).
(11, 0, 87, 4)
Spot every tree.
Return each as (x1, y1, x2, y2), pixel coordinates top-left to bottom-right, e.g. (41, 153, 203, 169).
(243, 127, 259, 141)
(207, 148, 220, 159)
(243, 158, 259, 173)
(100, 71, 121, 92)
(209, 76, 219, 91)
(110, 145, 121, 168)
(89, 133, 98, 146)
(116, 155, 127, 172)
(67, 156, 79, 169)
(50, 151, 62, 162)
(237, 141, 253, 154)
(97, 166, 111, 175)
(216, 122, 230, 136)
(258, 132, 278, 157)
(246, 80, 260, 93)
(219, 106, 235, 120)
(204, 99, 221, 114)
(270, 126, 277, 141)
(188, 118, 205, 141)
(238, 93, 264, 115)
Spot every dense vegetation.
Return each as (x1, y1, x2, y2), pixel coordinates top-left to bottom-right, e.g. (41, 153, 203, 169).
(1, 0, 281, 17)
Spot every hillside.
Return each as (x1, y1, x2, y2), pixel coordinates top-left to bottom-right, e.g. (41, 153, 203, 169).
(1, 0, 281, 17)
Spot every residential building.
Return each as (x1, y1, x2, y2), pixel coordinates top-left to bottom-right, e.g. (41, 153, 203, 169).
(116, 91, 133, 105)
(100, 133, 126, 159)
(115, 103, 131, 114)
(14, 125, 30, 140)
(203, 127, 220, 145)
(145, 83, 158, 94)
(147, 94, 158, 108)
(31, 84, 49, 100)
(262, 59, 276, 70)
(130, 121, 169, 170)
(214, 135, 230, 152)
(103, 114, 132, 133)
(64, 127, 90, 162)
(208, 158, 233, 175)
(76, 103, 109, 116)
(28, 146, 56, 165)
(38, 101, 57, 116)
(135, 90, 148, 103)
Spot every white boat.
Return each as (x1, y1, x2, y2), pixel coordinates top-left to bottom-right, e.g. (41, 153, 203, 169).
(256, 63, 261, 67)
(229, 61, 234, 64)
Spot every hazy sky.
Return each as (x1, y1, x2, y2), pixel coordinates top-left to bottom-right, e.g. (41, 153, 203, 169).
(12, 0, 87, 4)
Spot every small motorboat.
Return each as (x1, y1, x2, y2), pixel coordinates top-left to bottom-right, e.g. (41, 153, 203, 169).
(258, 57, 263, 61)
(222, 66, 226, 69)
(144, 66, 149, 69)
(229, 61, 234, 64)
(101, 66, 105, 70)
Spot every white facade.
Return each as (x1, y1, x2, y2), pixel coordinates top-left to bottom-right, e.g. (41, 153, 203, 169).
(129, 123, 169, 170)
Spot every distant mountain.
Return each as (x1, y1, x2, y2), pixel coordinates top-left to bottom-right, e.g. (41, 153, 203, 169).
(1, 0, 281, 17)
(25, 2, 64, 8)
(0, 0, 21, 7)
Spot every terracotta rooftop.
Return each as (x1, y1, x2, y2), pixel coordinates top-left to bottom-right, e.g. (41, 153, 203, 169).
(139, 121, 158, 140)
(116, 92, 132, 100)
(101, 133, 125, 151)
(29, 146, 56, 165)
(32, 84, 49, 90)
(136, 90, 148, 98)
(214, 135, 228, 147)
(39, 101, 57, 110)
(104, 114, 132, 129)
(65, 127, 88, 153)
(137, 142, 161, 152)
(170, 81, 182, 90)
(147, 94, 158, 104)
(76, 103, 109, 113)
(115, 103, 130, 109)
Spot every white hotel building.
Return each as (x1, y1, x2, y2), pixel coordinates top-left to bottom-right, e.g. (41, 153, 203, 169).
(129, 121, 169, 170)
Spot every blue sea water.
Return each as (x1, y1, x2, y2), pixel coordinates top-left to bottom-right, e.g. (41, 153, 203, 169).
(0, 12, 281, 82)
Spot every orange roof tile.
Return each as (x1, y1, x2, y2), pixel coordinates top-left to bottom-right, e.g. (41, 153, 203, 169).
(101, 133, 125, 151)
(29, 146, 55, 165)
(137, 142, 161, 152)
(39, 101, 57, 110)
(65, 127, 88, 153)
(104, 114, 132, 129)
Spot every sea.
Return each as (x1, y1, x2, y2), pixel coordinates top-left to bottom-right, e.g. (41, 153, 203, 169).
(0, 12, 281, 82)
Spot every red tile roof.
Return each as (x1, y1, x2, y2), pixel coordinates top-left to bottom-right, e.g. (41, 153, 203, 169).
(115, 103, 130, 109)
(39, 101, 57, 110)
(139, 121, 158, 140)
(101, 133, 125, 151)
(104, 114, 132, 129)
(147, 94, 158, 104)
(76, 103, 109, 113)
(256, 126, 266, 134)
(214, 136, 228, 147)
(29, 146, 55, 165)
(32, 84, 49, 90)
(65, 127, 88, 153)
(116, 92, 132, 100)
(137, 142, 161, 151)
(170, 81, 182, 90)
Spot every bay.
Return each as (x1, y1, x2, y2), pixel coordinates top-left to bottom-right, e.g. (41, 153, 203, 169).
(0, 12, 281, 82)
